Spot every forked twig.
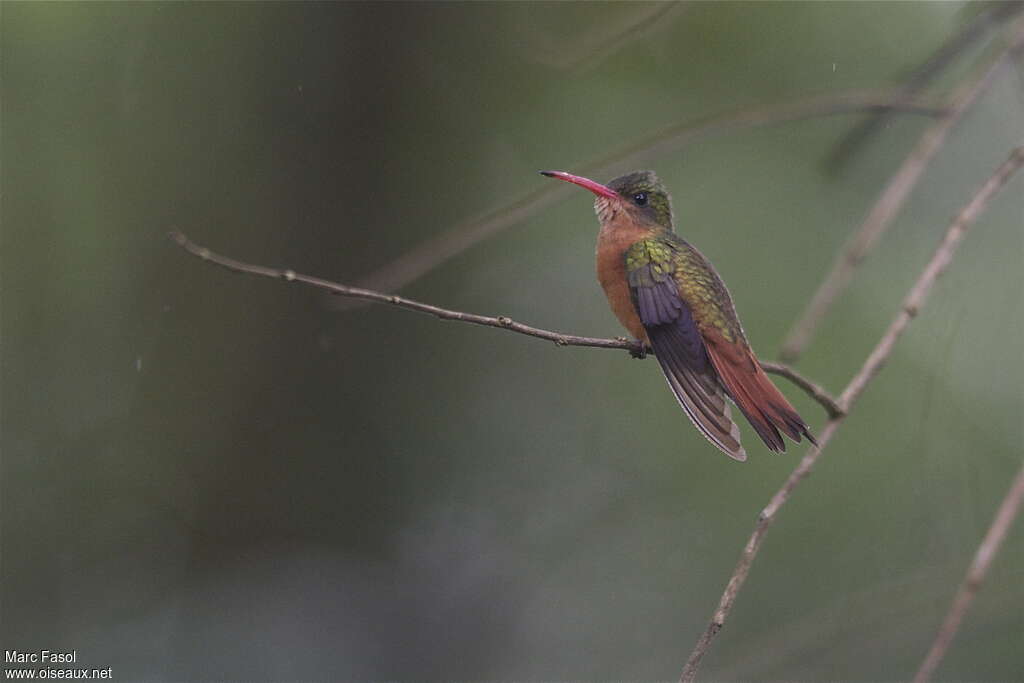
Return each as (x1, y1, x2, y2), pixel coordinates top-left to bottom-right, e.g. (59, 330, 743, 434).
(169, 231, 842, 417)
(778, 21, 1024, 363)
(679, 146, 1024, 682)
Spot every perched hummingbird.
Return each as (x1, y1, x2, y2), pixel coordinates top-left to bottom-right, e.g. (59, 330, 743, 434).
(541, 170, 816, 461)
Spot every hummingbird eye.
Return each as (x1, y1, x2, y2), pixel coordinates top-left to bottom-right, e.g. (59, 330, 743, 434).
(632, 192, 648, 206)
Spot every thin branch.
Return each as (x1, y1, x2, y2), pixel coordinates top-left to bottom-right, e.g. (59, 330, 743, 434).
(680, 419, 843, 683)
(520, 1, 692, 73)
(168, 231, 841, 417)
(778, 21, 1024, 363)
(912, 461, 1024, 683)
(760, 361, 844, 419)
(680, 146, 1024, 683)
(344, 89, 947, 302)
(840, 145, 1024, 409)
(826, 1, 1024, 170)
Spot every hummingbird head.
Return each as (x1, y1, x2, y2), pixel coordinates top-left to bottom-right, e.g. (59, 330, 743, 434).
(540, 169, 674, 232)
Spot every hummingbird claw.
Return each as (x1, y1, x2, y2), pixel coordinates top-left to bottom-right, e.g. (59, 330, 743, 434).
(626, 340, 649, 359)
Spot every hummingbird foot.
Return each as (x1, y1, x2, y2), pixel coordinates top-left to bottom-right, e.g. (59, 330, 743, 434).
(617, 337, 650, 359)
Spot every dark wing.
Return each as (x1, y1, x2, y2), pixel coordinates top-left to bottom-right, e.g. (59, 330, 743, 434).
(626, 239, 746, 461)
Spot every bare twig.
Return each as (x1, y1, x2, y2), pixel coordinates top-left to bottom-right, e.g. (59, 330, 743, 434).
(778, 21, 1024, 363)
(169, 231, 841, 416)
(680, 420, 843, 683)
(171, 232, 635, 351)
(760, 361, 844, 419)
(345, 89, 946, 301)
(680, 146, 1024, 683)
(826, 1, 1024, 170)
(839, 146, 1024, 409)
(912, 461, 1024, 683)
(520, 1, 691, 73)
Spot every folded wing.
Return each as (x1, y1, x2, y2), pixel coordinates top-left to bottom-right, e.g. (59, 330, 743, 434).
(627, 244, 746, 461)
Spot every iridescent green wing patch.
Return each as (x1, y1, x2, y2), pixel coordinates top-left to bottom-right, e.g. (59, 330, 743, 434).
(625, 238, 745, 460)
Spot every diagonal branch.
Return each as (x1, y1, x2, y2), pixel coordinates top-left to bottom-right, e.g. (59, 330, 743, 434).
(838, 145, 1024, 408)
(679, 146, 1024, 683)
(826, 1, 1024, 170)
(912, 461, 1024, 683)
(168, 231, 842, 417)
(778, 20, 1024, 363)
(344, 89, 947, 301)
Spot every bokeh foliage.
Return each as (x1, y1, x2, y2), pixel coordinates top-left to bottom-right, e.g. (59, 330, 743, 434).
(3, 2, 1022, 680)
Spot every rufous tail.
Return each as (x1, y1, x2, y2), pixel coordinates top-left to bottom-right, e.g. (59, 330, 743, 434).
(702, 329, 816, 452)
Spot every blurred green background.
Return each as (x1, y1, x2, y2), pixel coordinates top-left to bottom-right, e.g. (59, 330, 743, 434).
(3, 2, 1022, 681)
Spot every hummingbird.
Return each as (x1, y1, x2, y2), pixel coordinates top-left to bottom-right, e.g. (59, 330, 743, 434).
(540, 169, 816, 461)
